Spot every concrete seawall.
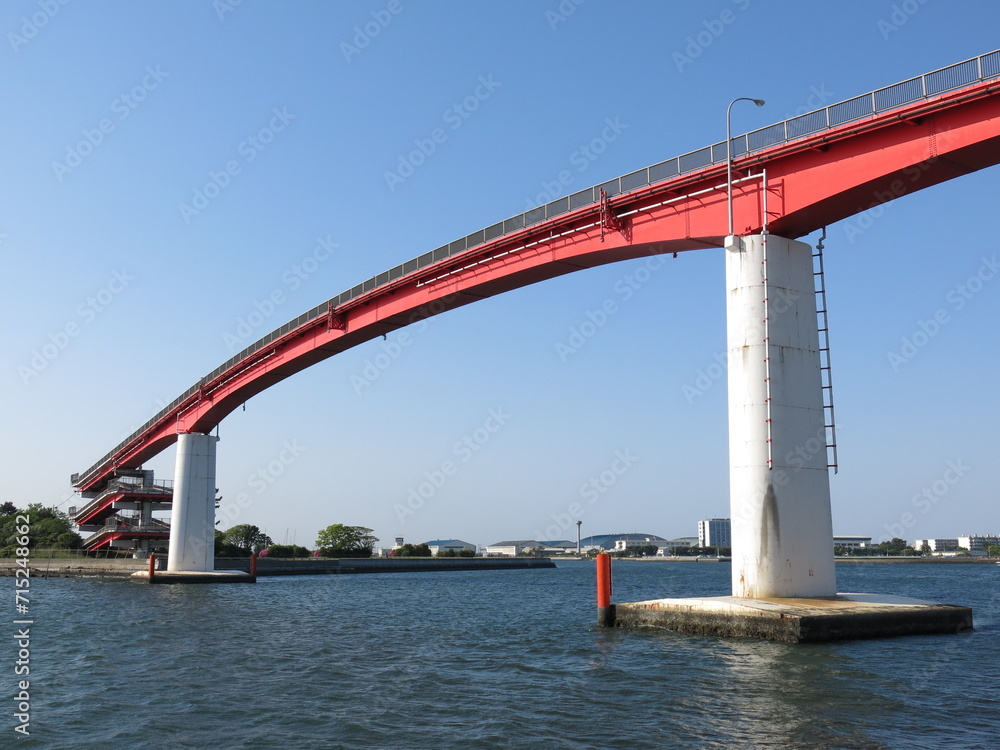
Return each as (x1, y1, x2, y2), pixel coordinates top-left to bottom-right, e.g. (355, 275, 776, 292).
(0, 556, 556, 579)
(618, 557, 996, 564)
(833, 557, 996, 564)
(218, 557, 557, 576)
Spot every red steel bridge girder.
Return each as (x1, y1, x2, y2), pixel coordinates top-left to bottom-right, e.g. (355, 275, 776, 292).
(72, 78, 1000, 494)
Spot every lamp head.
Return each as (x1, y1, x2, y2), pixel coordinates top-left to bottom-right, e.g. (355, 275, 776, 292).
(752, 99, 765, 107)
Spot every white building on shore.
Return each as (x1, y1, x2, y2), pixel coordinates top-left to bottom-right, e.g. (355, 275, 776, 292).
(698, 519, 731, 548)
(912, 536, 1000, 555)
(957, 535, 999, 555)
(424, 539, 477, 555)
(484, 540, 536, 557)
(914, 538, 961, 553)
(656, 538, 696, 555)
(833, 536, 872, 550)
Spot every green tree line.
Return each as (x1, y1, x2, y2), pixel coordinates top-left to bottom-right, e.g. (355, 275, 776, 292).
(0, 503, 82, 556)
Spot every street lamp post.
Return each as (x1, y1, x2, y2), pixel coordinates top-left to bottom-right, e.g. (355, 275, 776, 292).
(576, 520, 582, 556)
(726, 97, 765, 246)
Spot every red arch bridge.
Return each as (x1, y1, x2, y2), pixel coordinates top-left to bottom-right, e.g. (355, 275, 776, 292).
(71, 51, 1000, 591)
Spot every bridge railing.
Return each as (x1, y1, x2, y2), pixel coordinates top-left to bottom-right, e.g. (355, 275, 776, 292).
(71, 478, 174, 522)
(96, 517, 169, 531)
(80, 518, 170, 546)
(73, 48, 1000, 489)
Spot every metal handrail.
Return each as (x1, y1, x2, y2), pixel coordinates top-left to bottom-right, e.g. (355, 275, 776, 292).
(84, 520, 170, 543)
(73, 48, 1000, 487)
(101, 478, 173, 492)
(72, 479, 174, 520)
(102, 516, 169, 529)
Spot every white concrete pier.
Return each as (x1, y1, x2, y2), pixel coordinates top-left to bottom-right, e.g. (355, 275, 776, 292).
(166, 432, 219, 573)
(726, 234, 836, 598)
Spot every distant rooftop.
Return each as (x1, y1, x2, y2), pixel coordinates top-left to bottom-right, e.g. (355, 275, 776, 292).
(424, 539, 475, 546)
(579, 533, 669, 550)
(488, 534, 671, 549)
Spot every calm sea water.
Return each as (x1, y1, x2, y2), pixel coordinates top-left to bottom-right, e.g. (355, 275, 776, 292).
(13, 561, 1000, 749)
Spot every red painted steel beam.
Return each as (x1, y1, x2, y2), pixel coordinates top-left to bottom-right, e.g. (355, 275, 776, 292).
(74, 80, 1000, 492)
(74, 491, 173, 525)
(82, 530, 169, 551)
(755, 81, 1000, 238)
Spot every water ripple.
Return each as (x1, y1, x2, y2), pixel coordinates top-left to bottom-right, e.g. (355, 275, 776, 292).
(17, 562, 1000, 749)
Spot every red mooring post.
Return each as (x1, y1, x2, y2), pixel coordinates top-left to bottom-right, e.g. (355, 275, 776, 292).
(147, 553, 155, 583)
(250, 552, 257, 582)
(596, 553, 614, 627)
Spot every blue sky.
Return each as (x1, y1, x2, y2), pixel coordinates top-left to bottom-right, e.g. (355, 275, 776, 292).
(2, 0, 998, 551)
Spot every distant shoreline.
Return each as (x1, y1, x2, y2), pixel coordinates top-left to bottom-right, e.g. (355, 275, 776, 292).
(833, 556, 997, 564)
(2, 555, 994, 580)
(607, 556, 997, 565)
(0, 556, 556, 579)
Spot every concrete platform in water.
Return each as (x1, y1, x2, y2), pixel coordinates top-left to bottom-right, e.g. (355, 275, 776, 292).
(609, 593, 973, 643)
(131, 570, 254, 584)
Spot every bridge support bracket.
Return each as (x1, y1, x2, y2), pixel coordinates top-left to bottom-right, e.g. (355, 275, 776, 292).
(327, 303, 346, 332)
(598, 188, 626, 242)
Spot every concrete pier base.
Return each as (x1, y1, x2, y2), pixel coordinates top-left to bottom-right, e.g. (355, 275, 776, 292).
(611, 594, 973, 643)
(131, 569, 254, 584)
